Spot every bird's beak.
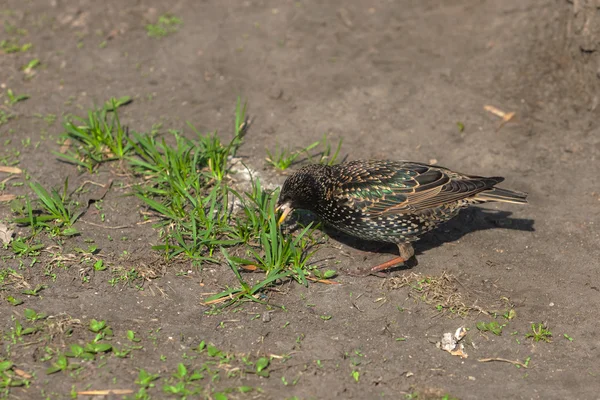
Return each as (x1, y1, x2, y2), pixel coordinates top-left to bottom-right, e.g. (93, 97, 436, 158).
(276, 202, 293, 226)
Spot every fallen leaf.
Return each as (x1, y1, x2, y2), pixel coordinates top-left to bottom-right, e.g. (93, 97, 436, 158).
(0, 194, 17, 202)
(0, 166, 22, 174)
(76, 389, 134, 395)
(0, 223, 13, 245)
(13, 368, 32, 379)
(59, 138, 72, 154)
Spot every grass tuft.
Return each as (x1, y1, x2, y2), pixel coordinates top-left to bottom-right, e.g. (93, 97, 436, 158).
(146, 14, 183, 38)
(13, 179, 81, 236)
(265, 134, 343, 171)
(55, 98, 133, 172)
(12, 97, 327, 309)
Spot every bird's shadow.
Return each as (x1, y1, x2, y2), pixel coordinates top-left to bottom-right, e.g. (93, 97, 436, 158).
(297, 208, 534, 267)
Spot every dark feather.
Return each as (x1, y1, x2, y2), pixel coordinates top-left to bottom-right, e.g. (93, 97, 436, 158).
(333, 160, 503, 215)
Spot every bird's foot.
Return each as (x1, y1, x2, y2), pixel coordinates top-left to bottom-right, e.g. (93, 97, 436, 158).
(368, 244, 415, 273)
(369, 256, 408, 273)
(344, 243, 415, 277)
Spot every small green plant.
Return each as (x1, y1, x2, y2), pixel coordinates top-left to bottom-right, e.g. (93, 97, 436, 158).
(21, 58, 40, 72)
(162, 363, 202, 397)
(0, 359, 31, 391)
(146, 14, 182, 38)
(563, 333, 574, 342)
(10, 319, 37, 341)
(476, 321, 504, 336)
(6, 296, 23, 306)
(104, 96, 132, 111)
(5, 89, 29, 105)
(89, 318, 107, 333)
(525, 323, 552, 343)
(265, 141, 319, 171)
(255, 357, 270, 377)
(146, 185, 238, 265)
(23, 308, 46, 321)
(228, 179, 273, 244)
(56, 99, 133, 171)
(13, 180, 81, 232)
(46, 354, 77, 375)
(204, 190, 320, 306)
(310, 134, 343, 166)
(0, 39, 31, 53)
(265, 134, 343, 171)
(135, 368, 160, 388)
(11, 238, 45, 256)
(0, 110, 15, 126)
(236, 192, 317, 276)
(127, 330, 141, 342)
(502, 309, 517, 320)
(131, 99, 249, 267)
(204, 248, 293, 307)
(22, 284, 46, 296)
(64, 344, 95, 361)
(84, 341, 113, 354)
(93, 259, 107, 271)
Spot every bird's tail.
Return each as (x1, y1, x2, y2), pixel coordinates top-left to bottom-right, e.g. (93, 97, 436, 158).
(473, 184, 528, 205)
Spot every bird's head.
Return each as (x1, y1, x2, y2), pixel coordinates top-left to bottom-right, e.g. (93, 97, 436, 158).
(276, 164, 331, 225)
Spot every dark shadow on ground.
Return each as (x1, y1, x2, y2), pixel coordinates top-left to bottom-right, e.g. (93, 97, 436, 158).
(293, 207, 535, 260)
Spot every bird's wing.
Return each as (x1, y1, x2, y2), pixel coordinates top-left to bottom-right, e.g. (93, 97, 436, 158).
(334, 160, 501, 215)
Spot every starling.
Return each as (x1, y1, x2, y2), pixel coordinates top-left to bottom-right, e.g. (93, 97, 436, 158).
(276, 160, 528, 274)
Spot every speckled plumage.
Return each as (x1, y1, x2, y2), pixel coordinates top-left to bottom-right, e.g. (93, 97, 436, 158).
(277, 160, 528, 273)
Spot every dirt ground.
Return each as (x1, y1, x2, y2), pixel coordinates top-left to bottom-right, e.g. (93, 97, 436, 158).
(1, 0, 599, 399)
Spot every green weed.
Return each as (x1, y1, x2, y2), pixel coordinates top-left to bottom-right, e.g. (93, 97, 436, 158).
(13, 180, 81, 235)
(146, 14, 182, 38)
(308, 134, 343, 166)
(232, 190, 319, 280)
(525, 323, 552, 343)
(162, 363, 202, 397)
(45, 354, 77, 375)
(265, 134, 343, 171)
(476, 321, 504, 336)
(56, 98, 133, 171)
(204, 203, 319, 306)
(22, 285, 46, 296)
(5, 89, 29, 105)
(0, 39, 31, 53)
(11, 238, 44, 256)
(23, 308, 46, 321)
(0, 110, 15, 126)
(265, 141, 319, 171)
(563, 333, 574, 342)
(228, 179, 273, 244)
(0, 359, 31, 391)
(21, 58, 40, 72)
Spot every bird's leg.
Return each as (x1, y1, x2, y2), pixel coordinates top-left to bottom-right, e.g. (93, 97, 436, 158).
(369, 243, 415, 273)
(345, 243, 415, 277)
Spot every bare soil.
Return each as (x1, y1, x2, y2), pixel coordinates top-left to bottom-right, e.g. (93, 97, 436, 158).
(1, 1, 599, 399)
